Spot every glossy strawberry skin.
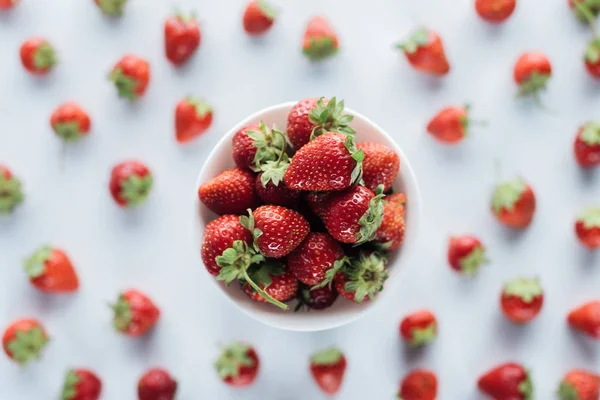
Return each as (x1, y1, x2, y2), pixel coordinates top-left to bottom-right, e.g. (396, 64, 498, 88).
(514, 52, 552, 85)
(475, 0, 517, 23)
(198, 168, 259, 215)
(20, 37, 56, 75)
(255, 173, 300, 207)
(138, 368, 177, 400)
(574, 126, 600, 168)
(109, 161, 152, 207)
(243, 0, 275, 35)
(399, 369, 438, 400)
(400, 310, 437, 344)
(427, 106, 468, 144)
(357, 142, 400, 192)
(287, 98, 320, 149)
(243, 269, 298, 303)
(501, 292, 544, 324)
(201, 215, 253, 276)
(65, 369, 102, 400)
(50, 102, 91, 142)
(322, 186, 374, 244)
(401, 29, 450, 76)
(288, 232, 344, 285)
(568, 301, 600, 339)
(232, 124, 261, 169)
(297, 283, 338, 310)
(223, 347, 260, 387)
(27, 247, 79, 293)
(164, 15, 200, 66)
(477, 362, 531, 400)
(375, 199, 405, 251)
(114, 290, 160, 337)
(284, 132, 359, 192)
(252, 205, 309, 258)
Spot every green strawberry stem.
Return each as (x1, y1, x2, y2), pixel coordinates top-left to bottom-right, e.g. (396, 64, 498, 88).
(575, 1, 598, 33)
(242, 268, 288, 310)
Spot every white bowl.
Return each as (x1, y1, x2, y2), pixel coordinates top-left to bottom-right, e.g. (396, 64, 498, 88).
(194, 102, 422, 332)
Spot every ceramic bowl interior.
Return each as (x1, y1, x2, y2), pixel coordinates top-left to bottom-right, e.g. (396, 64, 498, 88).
(194, 102, 421, 332)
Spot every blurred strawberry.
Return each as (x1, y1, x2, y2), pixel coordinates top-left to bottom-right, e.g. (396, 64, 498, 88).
(2, 319, 49, 365)
(164, 13, 200, 66)
(20, 37, 57, 75)
(568, 300, 600, 339)
(111, 289, 160, 337)
(94, 0, 127, 16)
(398, 369, 438, 400)
(400, 310, 438, 347)
(24, 246, 79, 293)
(109, 55, 150, 102)
(478, 362, 533, 400)
(557, 369, 600, 400)
(0, 0, 19, 10)
(138, 368, 177, 400)
(396, 28, 450, 76)
(574, 122, 600, 168)
(243, 0, 276, 36)
(514, 52, 552, 102)
(427, 105, 484, 144)
(215, 342, 260, 387)
(447, 235, 488, 276)
(296, 283, 338, 311)
(475, 0, 517, 23)
(0, 165, 24, 214)
(310, 348, 347, 395)
(109, 161, 153, 208)
(175, 97, 212, 143)
(500, 277, 544, 323)
(491, 178, 536, 229)
(61, 369, 102, 400)
(303, 16, 339, 61)
(50, 102, 91, 143)
(585, 38, 600, 79)
(575, 207, 600, 249)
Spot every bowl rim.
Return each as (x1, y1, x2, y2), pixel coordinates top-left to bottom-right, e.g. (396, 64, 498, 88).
(194, 101, 422, 332)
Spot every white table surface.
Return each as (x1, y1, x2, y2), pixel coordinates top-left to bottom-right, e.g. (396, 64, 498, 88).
(1, 0, 599, 398)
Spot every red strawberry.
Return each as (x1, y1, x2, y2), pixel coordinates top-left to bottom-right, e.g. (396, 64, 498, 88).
(569, 0, 600, 26)
(109, 160, 153, 208)
(20, 37, 57, 75)
(0, 165, 24, 214)
(232, 121, 288, 171)
(475, 0, 517, 23)
(585, 38, 600, 79)
(558, 369, 600, 400)
(94, 0, 127, 16)
(138, 368, 177, 400)
(242, 261, 298, 305)
(198, 168, 258, 215)
(568, 300, 600, 339)
(303, 16, 339, 61)
(255, 173, 300, 207)
(396, 28, 450, 76)
(2, 319, 49, 365)
(500, 277, 544, 323)
(574, 122, 600, 168)
(321, 185, 384, 244)
(491, 178, 536, 229)
(357, 142, 400, 192)
(243, 0, 276, 36)
(400, 310, 437, 347)
(61, 369, 102, 400)
(296, 283, 338, 311)
(285, 132, 363, 191)
(175, 97, 212, 143)
(478, 362, 533, 400)
(514, 52, 552, 100)
(215, 342, 260, 387)
(50, 102, 91, 143)
(286, 97, 355, 150)
(575, 207, 600, 249)
(398, 369, 438, 400)
(111, 289, 160, 337)
(386, 192, 407, 208)
(375, 198, 406, 251)
(201, 215, 253, 276)
(109, 55, 150, 102)
(24, 246, 79, 293)
(427, 105, 484, 144)
(0, 0, 19, 10)
(332, 251, 388, 303)
(447, 235, 488, 276)
(164, 14, 200, 66)
(288, 232, 345, 285)
(309, 348, 347, 396)
(306, 191, 331, 218)
(241, 205, 309, 258)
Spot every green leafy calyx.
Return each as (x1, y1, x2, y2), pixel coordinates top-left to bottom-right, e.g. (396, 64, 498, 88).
(518, 71, 550, 97)
(585, 37, 600, 64)
(312, 256, 351, 290)
(308, 97, 356, 141)
(61, 370, 80, 400)
(343, 251, 388, 303)
(215, 342, 254, 379)
(303, 37, 338, 61)
(396, 28, 430, 54)
(0, 173, 24, 214)
(578, 207, 600, 229)
(557, 381, 579, 400)
(343, 134, 364, 186)
(7, 326, 49, 365)
(518, 370, 534, 400)
(256, 0, 277, 20)
(24, 246, 52, 278)
(33, 43, 57, 71)
(97, 0, 127, 16)
(492, 178, 527, 214)
(53, 122, 85, 142)
(111, 295, 132, 332)
(109, 68, 138, 102)
(409, 324, 437, 347)
(504, 278, 543, 303)
(120, 174, 153, 207)
(459, 246, 488, 276)
(310, 348, 343, 366)
(187, 97, 212, 118)
(248, 121, 289, 185)
(355, 185, 385, 245)
(581, 122, 600, 145)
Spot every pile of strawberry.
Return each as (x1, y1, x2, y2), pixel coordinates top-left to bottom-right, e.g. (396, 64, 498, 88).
(198, 97, 405, 310)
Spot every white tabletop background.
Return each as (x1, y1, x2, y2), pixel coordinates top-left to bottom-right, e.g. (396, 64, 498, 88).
(1, 0, 599, 398)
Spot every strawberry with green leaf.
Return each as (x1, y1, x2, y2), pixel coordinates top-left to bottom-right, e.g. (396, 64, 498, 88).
(575, 207, 600, 249)
(310, 348, 347, 396)
(175, 97, 212, 143)
(20, 37, 57, 75)
(2, 319, 49, 365)
(514, 52, 552, 102)
(0, 165, 24, 214)
(491, 178, 536, 229)
(201, 214, 254, 276)
(232, 121, 288, 172)
(111, 289, 160, 337)
(585, 37, 600, 79)
(165, 13, 201, 66)
(94, 0, 127, 16)
(478, 362, 533, 400)
(243, 0, 277, 36)
(427, 105, 484, 144)
(286, 97, 355, 150)
(557, 369, 600, 400)
(331, 251, 388, 303)
(138, 368, 177, 400)
(288, 232, 345, 285)
(396, 28, 450, 76)
(302, 16, 339, 61)
(400, 310, 437, 347)
(109, 161, 153, 208)
(447, 235, 488, 276)
(215, 342, 260, 387)
(242, 260, 298, 305)
(61, 369, 102, 400)
(569, 0, 600, 27)
(501, 277, 544, 323)
(357, 142, 400, 192)
(574, 122, 600, 168)
(295, 283, 338, 311)
(109, 55, 150, 102)
(50, 102, 91, 143)
(24, 246, 79, 293)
